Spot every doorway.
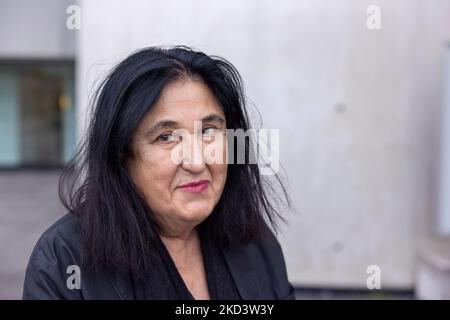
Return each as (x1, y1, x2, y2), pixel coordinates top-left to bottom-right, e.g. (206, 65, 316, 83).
(20, 69, 64, 167)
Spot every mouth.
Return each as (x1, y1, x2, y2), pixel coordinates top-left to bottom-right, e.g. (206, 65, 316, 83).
(177, 180, 210, 193)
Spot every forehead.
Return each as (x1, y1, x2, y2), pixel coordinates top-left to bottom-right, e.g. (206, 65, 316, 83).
(146, 78, 225, 123)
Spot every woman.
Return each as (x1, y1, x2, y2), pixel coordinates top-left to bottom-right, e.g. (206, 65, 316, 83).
(23, 46, 294, 300)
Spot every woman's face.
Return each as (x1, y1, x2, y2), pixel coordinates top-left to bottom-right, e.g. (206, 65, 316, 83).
(127, 78, 228, 236)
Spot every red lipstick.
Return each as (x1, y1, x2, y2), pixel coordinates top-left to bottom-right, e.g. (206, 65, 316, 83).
(177, 180, 209, 193)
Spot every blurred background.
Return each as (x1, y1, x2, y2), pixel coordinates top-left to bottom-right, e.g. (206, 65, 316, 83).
(1, 0, 450, 299)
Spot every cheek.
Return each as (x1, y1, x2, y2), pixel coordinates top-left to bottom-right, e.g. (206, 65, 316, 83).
(203, 135, 228, 165)
(129, 148, 178, 199)
(210, 163, 228, 190)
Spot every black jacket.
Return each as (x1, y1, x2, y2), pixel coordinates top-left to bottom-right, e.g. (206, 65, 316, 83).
(23, 214, 295, 300)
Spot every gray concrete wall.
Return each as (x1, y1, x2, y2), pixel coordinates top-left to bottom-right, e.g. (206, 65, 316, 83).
(0, 0, 75, 59)
(75, 0, 450, 289)
(438, 46, 450, 236)
(0, 171, 62, 299)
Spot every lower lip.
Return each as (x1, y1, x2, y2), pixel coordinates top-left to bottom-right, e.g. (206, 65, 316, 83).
(178, 182, 209, 193)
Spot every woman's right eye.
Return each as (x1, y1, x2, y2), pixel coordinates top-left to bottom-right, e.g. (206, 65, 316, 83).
(156, 132, 181, 143)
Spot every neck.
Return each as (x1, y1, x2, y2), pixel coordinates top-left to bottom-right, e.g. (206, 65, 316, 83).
(159, 227, 199, 255)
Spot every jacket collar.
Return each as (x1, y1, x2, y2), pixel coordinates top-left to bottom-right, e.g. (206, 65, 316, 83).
(106, 242, 262, 300)
(220, 243, 261, 299)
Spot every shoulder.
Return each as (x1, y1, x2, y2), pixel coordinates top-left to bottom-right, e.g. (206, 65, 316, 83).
(249, 227, 295, 299)
(222, 223, 295, 300)
(23, 213, 84, 299)
(251, 227, 290, 274)
(28, 213, 82, 267)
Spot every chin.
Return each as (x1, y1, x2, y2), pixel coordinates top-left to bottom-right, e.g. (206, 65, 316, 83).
(178, 203, 214, 223)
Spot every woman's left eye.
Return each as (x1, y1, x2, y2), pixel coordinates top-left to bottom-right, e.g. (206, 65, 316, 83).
(202, 127, 222, 142)
(202, 127, 217, 136)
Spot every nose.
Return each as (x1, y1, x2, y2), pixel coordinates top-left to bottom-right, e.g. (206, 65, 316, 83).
(180, 134, 206, 174)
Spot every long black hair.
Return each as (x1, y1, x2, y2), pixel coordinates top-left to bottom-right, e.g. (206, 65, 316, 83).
(59, 46, 290, 275)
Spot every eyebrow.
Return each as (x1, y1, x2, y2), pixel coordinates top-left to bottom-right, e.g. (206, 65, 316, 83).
(143, 120, 178, 138)
(201, 114, 226, 124)
(143, 113, 226, 137)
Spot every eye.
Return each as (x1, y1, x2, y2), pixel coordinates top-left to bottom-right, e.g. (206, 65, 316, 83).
(202, 126, 219, 141)
(202, 126, 226, 142)
(156, 132, 181, 144)
(202, 127, 216, 136)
